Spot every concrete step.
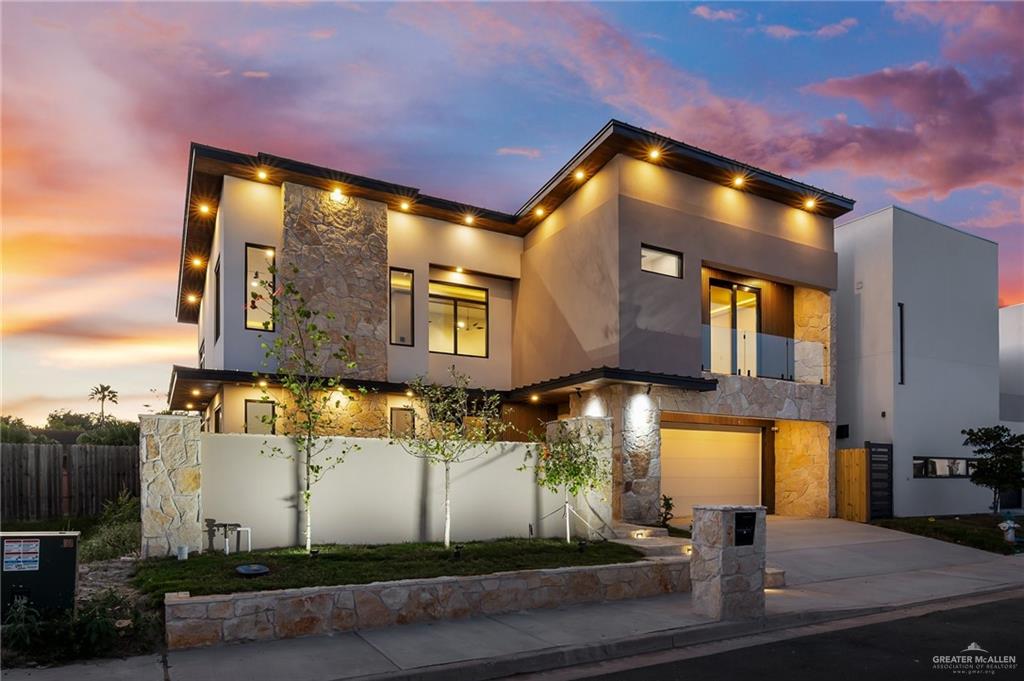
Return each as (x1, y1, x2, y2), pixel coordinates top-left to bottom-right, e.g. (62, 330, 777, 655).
(611, 536, 691, 557)
(611, 523, 670, 539)
(765, 566, 786, 588)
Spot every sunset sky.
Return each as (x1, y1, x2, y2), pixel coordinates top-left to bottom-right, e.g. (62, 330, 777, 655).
(2, 1, 1022, 425)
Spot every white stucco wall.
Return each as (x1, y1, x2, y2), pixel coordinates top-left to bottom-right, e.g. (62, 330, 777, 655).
(200, 434, 565, 548)
(836, 206, 1000, 516)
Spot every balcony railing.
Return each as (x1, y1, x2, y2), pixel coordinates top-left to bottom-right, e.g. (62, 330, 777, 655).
(701, 325, 828, 385)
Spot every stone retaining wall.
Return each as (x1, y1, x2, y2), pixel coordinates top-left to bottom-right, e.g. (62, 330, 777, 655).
(165, 557, 690, 649)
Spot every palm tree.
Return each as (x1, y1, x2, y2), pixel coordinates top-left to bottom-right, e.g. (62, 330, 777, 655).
(89, 384, 118, 422)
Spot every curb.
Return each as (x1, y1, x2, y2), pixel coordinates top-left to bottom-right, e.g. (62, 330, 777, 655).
(344, 583, 1024, 681)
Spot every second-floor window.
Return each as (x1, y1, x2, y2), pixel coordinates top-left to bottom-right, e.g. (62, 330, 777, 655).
(246, 244, 275, 331)
(709, 281, 759, 376)
(390, 268, 414, 346)
(428, 281, 487, 357)
(641, 245, 683, 278)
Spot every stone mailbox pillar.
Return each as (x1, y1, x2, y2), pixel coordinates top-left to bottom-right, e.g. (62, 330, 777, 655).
(690, 505, 766, 621)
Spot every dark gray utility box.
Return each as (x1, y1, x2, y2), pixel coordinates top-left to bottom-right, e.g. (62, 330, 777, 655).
(1, 531, 80, 618)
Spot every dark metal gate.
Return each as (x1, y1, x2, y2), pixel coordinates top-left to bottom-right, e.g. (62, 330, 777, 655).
(865, 442, 893, 519)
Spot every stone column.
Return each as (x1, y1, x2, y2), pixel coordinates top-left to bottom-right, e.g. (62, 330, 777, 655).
(690, 505, 766, 621)
(140, 415, 203, 558)
(620, 390, 661, 524)
(547, 416, 614, 537)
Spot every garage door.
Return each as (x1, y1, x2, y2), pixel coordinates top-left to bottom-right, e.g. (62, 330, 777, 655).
(660, 424, 761, 517)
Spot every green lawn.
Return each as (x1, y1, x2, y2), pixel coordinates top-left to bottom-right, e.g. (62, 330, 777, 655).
(134, 538, 644, 602)
(874, 514, 1022, 555)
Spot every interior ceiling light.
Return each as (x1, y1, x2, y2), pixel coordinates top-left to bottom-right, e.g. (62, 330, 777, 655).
(265, 248, 274, 257)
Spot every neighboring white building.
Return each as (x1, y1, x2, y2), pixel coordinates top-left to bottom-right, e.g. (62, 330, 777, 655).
(835, 206, 1001, 517)
(1000, 303, 1024, 427)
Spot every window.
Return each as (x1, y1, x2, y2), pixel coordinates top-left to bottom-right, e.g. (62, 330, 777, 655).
(245, 244, 275, 331)
(912, 457, 976, 479)
(389, 268, 414, 346)
(245, 400, 275, 435)
(709, 281, 760, 376)
(428, 281, 487, 357)
(214, 258, 221, 341)
(213, 405, 223, 434)
(198, 340, 205, 370)
(390, 407, 415, 437)
(641, 245, 682, 278)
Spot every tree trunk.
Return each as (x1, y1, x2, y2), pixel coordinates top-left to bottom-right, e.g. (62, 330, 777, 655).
(444, 462, 451, 549)
(304, 440, 312, 553)
(564, 487, 571, 544)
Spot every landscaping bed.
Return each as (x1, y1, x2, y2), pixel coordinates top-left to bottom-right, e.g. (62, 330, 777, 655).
(874, 514, 1022, 555)
(136, 538, 644, 603)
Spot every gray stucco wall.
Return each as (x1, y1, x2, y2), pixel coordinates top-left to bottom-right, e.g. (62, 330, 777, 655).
(999, 304, 1024, 423)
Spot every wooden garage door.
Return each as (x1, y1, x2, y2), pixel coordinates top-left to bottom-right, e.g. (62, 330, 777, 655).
(660, 424, 761, 517)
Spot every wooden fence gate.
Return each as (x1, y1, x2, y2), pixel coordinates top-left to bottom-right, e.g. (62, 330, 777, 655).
(0, 444, 139, 520)
(836, 442, 894, 522)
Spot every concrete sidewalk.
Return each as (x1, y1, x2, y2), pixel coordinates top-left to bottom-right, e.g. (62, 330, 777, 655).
(6, 552, 1023, 681)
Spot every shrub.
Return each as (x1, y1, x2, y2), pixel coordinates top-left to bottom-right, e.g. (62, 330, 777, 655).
(76, 419, 139, 445)
(3, 599, 42, 651)
(80, 521, 141, 562)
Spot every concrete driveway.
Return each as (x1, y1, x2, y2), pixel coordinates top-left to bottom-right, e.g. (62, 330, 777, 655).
(764, 517, 1002, 586)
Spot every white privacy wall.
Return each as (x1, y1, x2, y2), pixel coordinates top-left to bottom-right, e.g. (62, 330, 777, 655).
(200, 434, 568, 549)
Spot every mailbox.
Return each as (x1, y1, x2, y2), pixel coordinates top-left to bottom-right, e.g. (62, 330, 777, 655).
(734, 512, 756, 546)
(1, 532, 79, 618)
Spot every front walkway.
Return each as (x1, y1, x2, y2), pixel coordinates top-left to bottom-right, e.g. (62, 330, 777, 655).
(7, 520, 1024, 681)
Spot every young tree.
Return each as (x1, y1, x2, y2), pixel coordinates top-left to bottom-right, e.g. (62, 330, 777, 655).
(962, 425, 1024, 513)
(253, 264, 361, 553)
(390, 367, 504, 548)
(524, 419, 610, 543)
(88, 385, 118, 422)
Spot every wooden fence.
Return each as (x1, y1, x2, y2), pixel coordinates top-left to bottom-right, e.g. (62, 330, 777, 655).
(1, 444, 139, 520)
(835, 448, 868, 522)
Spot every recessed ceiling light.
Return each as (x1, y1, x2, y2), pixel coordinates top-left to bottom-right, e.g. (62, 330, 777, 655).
(804, 198, 816, 210)
(198, 204, 210, 214)
(648, 148, 660, 160)
(186, 294, 198, 304)
(464, 215, 474, 225)
(530, 394, 540, 402)
(534, 207, 545, 217)
(258, 379, 268, 388)
(574, 169, 585, 181)
(732, 176, 745, 188)
(185, 403, 194, 410)
(257, 169, 268, 181)
(331, 188, 346, 203)
(191, 389, 200, 396)
(400, 201, 410, 211)
(455, 266, 464, 273)
(191, 257, 204, 268)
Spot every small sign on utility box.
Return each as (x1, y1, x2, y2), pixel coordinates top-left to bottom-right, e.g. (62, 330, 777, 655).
(1, 531, 80, 618)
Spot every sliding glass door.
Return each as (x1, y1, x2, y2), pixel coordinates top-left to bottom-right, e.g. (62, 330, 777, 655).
(708, 282, 760, 376)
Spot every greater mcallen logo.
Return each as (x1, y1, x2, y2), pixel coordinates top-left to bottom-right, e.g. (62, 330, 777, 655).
(932, 642, 1018, 675)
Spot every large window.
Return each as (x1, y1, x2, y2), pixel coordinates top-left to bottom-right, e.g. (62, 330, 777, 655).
(245, 400, 275, 435)
(246, 244, 275, 331)
(428, 281, 487, 357)
(214, 258, 221, 341)
(913, 457, 976, 479)
(709, 281, 759, 376)
(390, 268, 414, 346)
(641, 245, 683, 278)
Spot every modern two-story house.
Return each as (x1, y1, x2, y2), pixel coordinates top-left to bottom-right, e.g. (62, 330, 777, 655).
(168, 120, 853, 524)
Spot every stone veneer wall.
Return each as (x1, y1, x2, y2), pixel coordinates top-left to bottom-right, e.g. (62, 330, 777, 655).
(140, 415, 203, 558)
(281, 182, 388, 381)
(774, 420, 831, 516)
(793, 288, 832, 385)
(165, 558, 691, 649)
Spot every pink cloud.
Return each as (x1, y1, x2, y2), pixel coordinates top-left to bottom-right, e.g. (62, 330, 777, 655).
(816, 18, 858, 38)
(762, 18, 857, 40)
(763, 24, 801, 40)
(242, 70, 270, 78)
(497, 146, 541, 159)
(691, 6, 740, 22)
(960, 198, 1023, 230)
(892, 2, 1024, 63)
(309, 28, 335, 40)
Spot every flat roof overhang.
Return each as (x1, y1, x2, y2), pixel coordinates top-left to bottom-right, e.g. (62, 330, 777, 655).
(176, 120, 855, 323)
(168, 365, 718, 412)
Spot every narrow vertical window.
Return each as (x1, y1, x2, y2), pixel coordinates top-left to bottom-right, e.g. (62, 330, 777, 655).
(246, 244, 275, 331)
(897, 302, 905, 385)
(214, 258, 221, 341)
(213, 405, 223, 434)
(389, 268, 414, 346)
